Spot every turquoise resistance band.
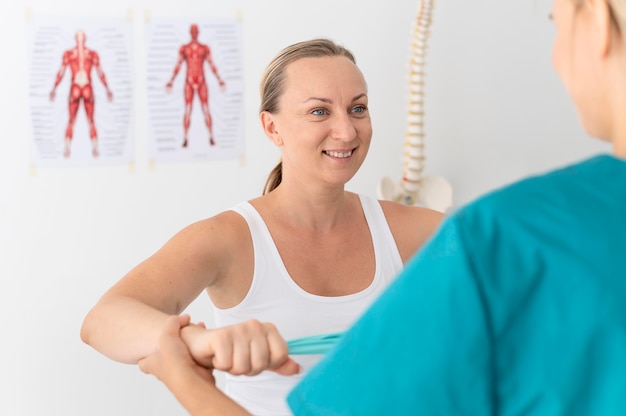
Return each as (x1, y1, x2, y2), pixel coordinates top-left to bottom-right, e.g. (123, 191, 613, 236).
(287, 332, 344, 355)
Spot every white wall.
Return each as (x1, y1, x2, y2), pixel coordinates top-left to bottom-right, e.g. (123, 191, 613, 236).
(0, 0, 609, 415)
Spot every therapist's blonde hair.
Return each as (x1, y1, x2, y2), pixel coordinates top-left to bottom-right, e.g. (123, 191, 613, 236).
(609, 0, 626, 35)
(573, 0, 626, 36)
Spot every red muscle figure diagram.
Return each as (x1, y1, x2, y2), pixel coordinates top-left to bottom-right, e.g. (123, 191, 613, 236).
(50, 30, 113, 158)
(166, 24, 226, 148)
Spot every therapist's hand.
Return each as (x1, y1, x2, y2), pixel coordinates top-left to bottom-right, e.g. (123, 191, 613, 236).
(181, 319, 301, 377)
(140, 315, 254, 416)
(138, 314, 215, 386)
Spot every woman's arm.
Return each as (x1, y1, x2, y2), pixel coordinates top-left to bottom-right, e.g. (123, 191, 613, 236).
(80, 214, 235, 363)
(140, 315, 300, 415)
(180, 319, 301, 376)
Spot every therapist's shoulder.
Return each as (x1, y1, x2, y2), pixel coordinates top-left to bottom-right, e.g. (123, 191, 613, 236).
(456, 162, 579, 224)
(475, 157, 603, 212)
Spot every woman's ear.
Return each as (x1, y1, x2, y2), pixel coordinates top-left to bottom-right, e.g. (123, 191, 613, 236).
(260, 111, 283, 146)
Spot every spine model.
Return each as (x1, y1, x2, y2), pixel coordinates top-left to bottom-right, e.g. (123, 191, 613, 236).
(403, 0, 433, 203)
(378, 0, 453, 213)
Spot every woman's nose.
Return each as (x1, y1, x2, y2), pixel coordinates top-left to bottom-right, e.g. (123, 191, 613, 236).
(330, 113, 358, 142)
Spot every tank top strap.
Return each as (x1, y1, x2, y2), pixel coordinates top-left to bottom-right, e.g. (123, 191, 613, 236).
(229, 201, 274, 251)
(358, 194, 404, 282)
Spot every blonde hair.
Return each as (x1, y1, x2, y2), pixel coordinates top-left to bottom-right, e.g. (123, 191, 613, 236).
(609, 0, 626, 35)
(574, 0, 626, 35)
(260, 39, 357, 195)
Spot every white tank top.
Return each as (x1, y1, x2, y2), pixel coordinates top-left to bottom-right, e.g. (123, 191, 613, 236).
(213, 194, 403, 415)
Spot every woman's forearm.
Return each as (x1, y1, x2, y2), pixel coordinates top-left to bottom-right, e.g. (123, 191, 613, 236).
(80, 295, 171, 363)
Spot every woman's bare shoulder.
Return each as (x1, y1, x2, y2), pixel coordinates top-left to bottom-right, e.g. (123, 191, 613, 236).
(378, 199, 444, 223)
(136, 208, 252, 286)
(378, 199, 445, 263)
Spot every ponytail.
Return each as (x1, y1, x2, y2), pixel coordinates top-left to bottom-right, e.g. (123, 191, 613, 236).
(263, 160, 283, 195)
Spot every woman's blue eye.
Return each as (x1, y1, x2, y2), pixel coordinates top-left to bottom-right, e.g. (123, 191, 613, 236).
(312, 109, 327, 116)
(352, 105, 367, 113)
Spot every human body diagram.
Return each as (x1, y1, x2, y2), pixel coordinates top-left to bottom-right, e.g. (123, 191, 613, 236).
(166, 24, 226, 148)
(49, 30, 113, 158)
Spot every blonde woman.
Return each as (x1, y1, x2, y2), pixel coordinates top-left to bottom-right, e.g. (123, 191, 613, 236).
(289, 0, 626, 413)
(80, 38, 443, 416)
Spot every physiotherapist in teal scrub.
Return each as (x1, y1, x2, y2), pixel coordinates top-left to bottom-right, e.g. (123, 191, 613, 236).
(288, 0, 626, 414)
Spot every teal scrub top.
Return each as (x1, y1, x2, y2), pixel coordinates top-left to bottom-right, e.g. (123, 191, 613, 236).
(288, 155, 626, 415)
